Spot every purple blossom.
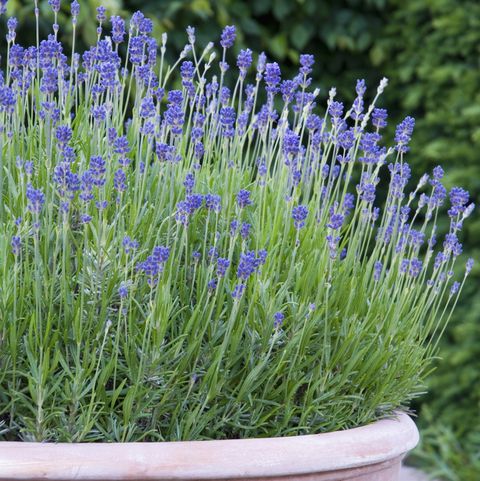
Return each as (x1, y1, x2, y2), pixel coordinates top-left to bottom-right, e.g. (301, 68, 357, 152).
(429, 181, 447, 209)
(186, 26, 195, 44)
(118, 282, 129, 299)
(165, 90, 184, 135)
(327, 211, 344, 230)
(180, 61, 195, 82)
(96, 6, 106, 23)
(237, 49, 252, 77)
(220, 25, 236, 49)
(113, 135, 130, 155)
(186, 194, 204, 212)
(56, 125, 72, 147)
(372, 108, 388, 129)
(53, 162, 80, 198)
(111, 16, 126, 44)
(450, 281, 460, 296)
(265, 63, 281, 94)
(299, 54, 314, 77)
(152, 246, 170, 264)
(6, 16, 17, 42)
(273, 312, 284, 329)
(443, 233, 462, 257)
(374, 261, 382, 281)
(156, 142, 175, 162)
(122, 236, 139, 254)
(237, 250, 267, 281)
(326, 234, 341, 259)
(217, 257, 230, 278)
(359, 132, 385, 164)
(183, 173, 195, 194)
(237, 189, 252, 208)
(448, 187, 470, 217)
(292, 205, 308, 230)
(328, 101, 343, 119)
(114, 169, 127, 192)
(240, 222, 251, 239)
(26, 184, 45, 214)
(394, 116, 415, 153)
(175, 196, 202, 226)
(139, 96, 155, 119)
(232, 283, 246, 300)
(389, 162, 411, 199)
(400, 259, 410, 274)
(338, 128, 355, 151)
(79, 170, 94, 201)
(48, 0, 60, 13)
(409, 258, 423, 278)
(208, 246, 219, 261)
(408, 229, 425, 248)
(434, 252, 447, 269)
(137, 246, 170, 286)
(466, 258, 474, 274)
(139, 17, 153, 35)
(433, 166, 444, 180)
(343, 193, 355, 215)
(71, 0, 80, 20)
(11, 235, 21, 255)
(358, 182, 376, 204)
(230, 219, 239, 236)
(205, 194, 221, 213)
(220, 106, 236, 138)
(281, 80, 298, 103)
(89, 156, 106, 186)
(283, 129, 300, 158)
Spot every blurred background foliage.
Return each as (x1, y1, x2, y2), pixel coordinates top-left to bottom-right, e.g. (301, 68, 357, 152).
(1, 0, 479, 479)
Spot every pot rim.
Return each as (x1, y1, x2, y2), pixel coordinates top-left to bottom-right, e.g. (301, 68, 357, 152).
(0, 412, 419, 480)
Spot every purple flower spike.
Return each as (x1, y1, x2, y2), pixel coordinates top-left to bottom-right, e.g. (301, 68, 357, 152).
(118, 282, 129, 299)
(217, 257, 230, 278)
(273, 311, 284, 329)
(372, 108, 388, 129)
(466, 258, 474, 274)
(374, 261, 382, 281)
(48, 0, 61, 13)
(232, 283, 246, 300)
(111, 16, 126, 44)
(265, 63, 281, 94)
(237, 189, 252, 208)
(26, 184, 45, 214)
(292, 205, 308, 230)
(11, 235, 21, 255)
(394, 116, 415, 153)
(450, 281, 460, 296)
(96, 6, 106, 23)
(220, 25, 236, 49)
(71, 1, 80, 20)
(237, 49, 252, 77)
(205, 194, 221, 213)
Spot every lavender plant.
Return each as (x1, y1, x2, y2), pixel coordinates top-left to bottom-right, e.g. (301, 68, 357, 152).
(0, 3, 474, 442)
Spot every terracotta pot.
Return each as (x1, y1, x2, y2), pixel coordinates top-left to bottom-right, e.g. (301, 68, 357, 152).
(0, 412, 418, 481)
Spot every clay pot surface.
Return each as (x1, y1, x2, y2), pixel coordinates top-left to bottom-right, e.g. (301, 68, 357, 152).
(0, 412, 418, 481)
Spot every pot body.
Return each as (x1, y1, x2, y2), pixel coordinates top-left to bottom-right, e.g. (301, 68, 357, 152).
(0, 413, 418, 481)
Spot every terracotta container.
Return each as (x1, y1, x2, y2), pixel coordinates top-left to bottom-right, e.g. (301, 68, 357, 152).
(0, 412, 418, 481)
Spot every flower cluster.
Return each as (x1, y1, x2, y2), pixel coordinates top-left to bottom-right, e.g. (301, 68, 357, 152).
(0, 4, 474, 442)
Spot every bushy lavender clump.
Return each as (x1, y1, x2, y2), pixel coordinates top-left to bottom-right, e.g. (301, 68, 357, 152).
(0, 4, 475, 443)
